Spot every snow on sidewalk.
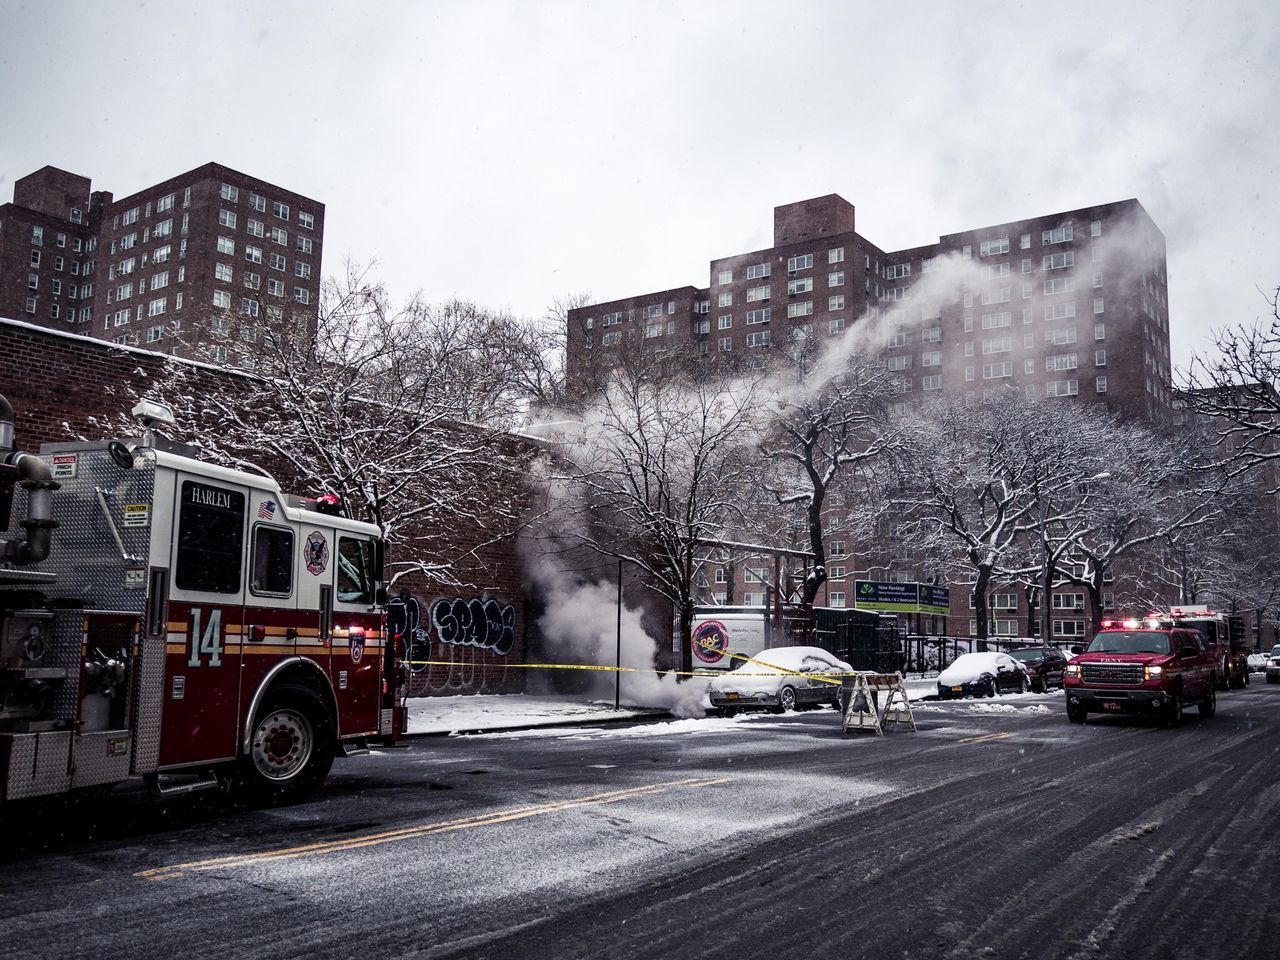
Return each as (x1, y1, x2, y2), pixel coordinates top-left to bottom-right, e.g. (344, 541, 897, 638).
(405, 694, 667, 736)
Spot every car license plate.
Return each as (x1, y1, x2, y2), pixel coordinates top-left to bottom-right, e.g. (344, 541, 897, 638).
(1102, 701, 1121, 711)
(951, 686, 963, 692)
(725, 692, 739, 700)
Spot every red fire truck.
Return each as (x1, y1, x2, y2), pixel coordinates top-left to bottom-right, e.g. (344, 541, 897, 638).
(0, 394, 397, 805)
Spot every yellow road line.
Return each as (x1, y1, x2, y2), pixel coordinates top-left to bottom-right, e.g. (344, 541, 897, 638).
(135, 776, 729, 881)
(955, 732, 1013, 745)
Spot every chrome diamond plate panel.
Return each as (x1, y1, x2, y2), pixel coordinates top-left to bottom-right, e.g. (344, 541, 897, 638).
(71, 730, 132, 788)
(4, 731, 72, 800)
(131, 633, 165, 774)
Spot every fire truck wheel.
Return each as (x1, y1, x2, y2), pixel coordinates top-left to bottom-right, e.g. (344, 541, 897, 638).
(244, 683, 334, 802)
(1161, 692, 1183, 729)
(1199, 685, 1216, 718)
(1066, 701, 1087, 724)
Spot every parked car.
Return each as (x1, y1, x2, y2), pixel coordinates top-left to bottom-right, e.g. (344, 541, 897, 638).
(1005, 646, 1068, 693)
(1266, 644, 1280, 684)
(937, 652, 1028, 699)
(1247, 651, 1269, 672)
(708, 646, 852, 715)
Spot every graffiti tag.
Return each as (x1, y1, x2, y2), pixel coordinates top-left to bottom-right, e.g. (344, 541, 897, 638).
(430, 597, 517, 656)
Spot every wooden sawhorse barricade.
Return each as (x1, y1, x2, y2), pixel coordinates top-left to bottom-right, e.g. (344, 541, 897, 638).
(838, 671, 917, 736)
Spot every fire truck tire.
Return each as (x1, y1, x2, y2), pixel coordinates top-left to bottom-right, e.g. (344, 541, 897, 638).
(1199, 685, 1216, 718)
(1066, 701, 1087, 724)
(1160, 692, 1183, 729)
(243, 683, 334, 802)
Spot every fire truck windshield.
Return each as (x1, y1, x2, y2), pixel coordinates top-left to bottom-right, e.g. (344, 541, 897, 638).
(1086, 631, 1173, 655)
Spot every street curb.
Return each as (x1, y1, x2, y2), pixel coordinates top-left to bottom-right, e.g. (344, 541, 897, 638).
(402, 708, 674, 738)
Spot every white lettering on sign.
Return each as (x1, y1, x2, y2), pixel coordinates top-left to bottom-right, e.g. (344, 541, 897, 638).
(189, 485, 233, 509)
(187, 607, 224, 667)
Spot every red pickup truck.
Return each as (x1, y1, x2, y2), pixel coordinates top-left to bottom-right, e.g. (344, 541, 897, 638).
(1063, 621, 1217, 727)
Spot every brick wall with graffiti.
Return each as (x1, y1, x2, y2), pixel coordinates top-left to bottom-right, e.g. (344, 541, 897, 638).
(0, 317, 533, 697)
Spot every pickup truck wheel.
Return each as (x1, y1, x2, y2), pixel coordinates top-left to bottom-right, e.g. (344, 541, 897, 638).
(1161, 693, 1183, 729)
(1200, 685, 1216, 718)
(1066, 701, 1087, 724)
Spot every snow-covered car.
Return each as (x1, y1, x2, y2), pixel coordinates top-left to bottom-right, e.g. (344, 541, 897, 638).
(936, 651, 1028, 699)
(1266, 644, 1280, 684)
(1247, 651, 1268, 673)
(708, 646, 851, 715)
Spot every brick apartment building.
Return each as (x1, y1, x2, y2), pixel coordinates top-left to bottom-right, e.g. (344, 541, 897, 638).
(567, 194, 1179, 641)
(0, 163, 324, 358)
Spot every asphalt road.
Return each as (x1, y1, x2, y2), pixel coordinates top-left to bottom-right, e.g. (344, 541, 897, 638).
(3, 683, 1279, 960)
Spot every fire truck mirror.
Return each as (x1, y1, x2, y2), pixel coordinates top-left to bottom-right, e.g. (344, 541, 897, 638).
(107, 441, 135, 470)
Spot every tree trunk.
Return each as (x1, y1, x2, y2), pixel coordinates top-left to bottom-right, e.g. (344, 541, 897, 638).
(973, 566, 992, 643)
(1085, 571, 1105, 636)
(1023, 583, 1037, 637)
(800, 485, 827, 606)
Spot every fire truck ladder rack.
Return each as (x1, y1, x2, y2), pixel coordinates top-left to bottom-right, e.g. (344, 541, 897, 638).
(839, 671, 917, 737)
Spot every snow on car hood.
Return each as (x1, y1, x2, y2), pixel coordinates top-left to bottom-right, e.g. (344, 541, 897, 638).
(937, 652, 1017, 686)
(707, 646, 850, 695)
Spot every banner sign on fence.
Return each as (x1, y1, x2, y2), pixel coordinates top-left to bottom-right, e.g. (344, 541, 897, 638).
(854, 581, 951, 615)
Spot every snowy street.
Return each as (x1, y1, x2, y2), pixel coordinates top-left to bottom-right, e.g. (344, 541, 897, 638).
(3, 684, 1278, 959)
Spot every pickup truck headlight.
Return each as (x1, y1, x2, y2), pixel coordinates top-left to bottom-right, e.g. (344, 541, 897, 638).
(1144, 664, 1163, 680)
(1065, 664, 1081, 677)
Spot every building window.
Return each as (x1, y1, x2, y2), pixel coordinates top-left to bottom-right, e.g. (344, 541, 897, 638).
(146, 325, 164, 343)
(920, 351, 942, 367)
(1046, 379, 1079, 397)
(1042, 225, 1073, 245)
(718, 337, 732, 352)
(981, 311, 1012, 330)
(30, 250, 41, 267)
(152, 270, 169, 290)
(787, 254, 813, 272)
(787, 301, 813, 318)
(268, 278, 285, 296)
(250, 193, 266, 212)
(217, 236, 235, 256)
(601, 331, 621, 346)
(717, 269, 732, 285)
(1044, 302, 1076, 321)
(885, 263, 910, 280)
(747, 331, 771, 348)
(746, 285, 770, 302)
(829, 295, 845, 311)
(746, 263, 770, 280)
(922, 374, 942, 391)
(297, 236, 313, 254)
(295, 262, 311, 279)
(718, 292, 733, 307)
(293, 287, 310, 304)
(982, 337, 1012, 355)
(965, 366, 975, 381)
(243, 271, 261, 290)
(1096, 376, 1108, 393)
(247, 218, 265, 238)
(787, 278, 813, 295)
(887, 355, 912, 371)
(1045, 353, 1077, 372)
(828, 247, 845, 264)
(271, 227, 288, 245)
(746, 308, 770, 325)
(980, 237, 1010, 256)
(270, 253, 287, 271)
(220, 183, 239, 202)
(1090, 220, 1101, 238)
(828, 271, 844, 287)
(1095, 349, 1107, 367)
(215, 263, 233, 283)
(245, 245, 263, 264)
(272, 201, 290, 220)
(219, 209, 237, 228)
(213, 290, 231, 309)
(1094, 297, 1104, 315)
(1043, 251, 1074, 271)
(829, 318, 845, 334)
(1043, 278, 1075, 296)
(298, 211, 314, 230)
(1093, 271, 1104, 289)
(148, 297, 167, 317)
(27, 273, 38, 290)
(70, 208, 82, 223)
(1094, 323, 1106, 341)
(718, 314, 732, 330)
(829, 592, 846, 608)
(982, 362, 1012, 379)
(1046, 327, 1077, 346)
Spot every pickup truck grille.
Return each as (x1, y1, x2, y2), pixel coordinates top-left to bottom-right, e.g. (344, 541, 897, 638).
(1082, 663, 1144, 685)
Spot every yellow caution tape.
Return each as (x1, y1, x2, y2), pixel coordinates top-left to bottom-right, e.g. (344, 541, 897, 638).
(399, 655, 849, 685)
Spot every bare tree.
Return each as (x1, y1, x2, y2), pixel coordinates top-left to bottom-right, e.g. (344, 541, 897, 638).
(552, 360, 760, 672)
(92, 263, 531, 588)
(1182, 287, 1280, 489)
(758, 345, 897, 606)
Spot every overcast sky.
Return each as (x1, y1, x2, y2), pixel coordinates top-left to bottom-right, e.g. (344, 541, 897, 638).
(2, 1, 1277, 369)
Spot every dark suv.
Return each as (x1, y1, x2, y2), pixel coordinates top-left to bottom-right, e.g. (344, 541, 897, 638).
(1063, 623, 1217, 727)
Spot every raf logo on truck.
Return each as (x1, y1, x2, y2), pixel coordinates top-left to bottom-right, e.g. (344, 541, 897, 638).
(692, 620, 730, 665)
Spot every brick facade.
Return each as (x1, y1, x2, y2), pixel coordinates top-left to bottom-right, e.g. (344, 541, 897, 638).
(0, 163, 324, 362)
(0, 316, 530, 696)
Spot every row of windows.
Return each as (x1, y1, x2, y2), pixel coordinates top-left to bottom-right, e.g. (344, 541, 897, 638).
(30, 227, 95, 252)
(213, 286, 309, 310)
(103, 293, 184, 328)
(218, 183, 316, 229)
(23, 297, 92, 324)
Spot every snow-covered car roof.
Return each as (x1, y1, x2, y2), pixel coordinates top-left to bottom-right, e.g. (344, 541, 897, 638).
(938, 651, 1021, 685)
(708, 646, 851, 692)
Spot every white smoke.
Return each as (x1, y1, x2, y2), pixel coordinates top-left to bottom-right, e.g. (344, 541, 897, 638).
(523, 543, 709, 718)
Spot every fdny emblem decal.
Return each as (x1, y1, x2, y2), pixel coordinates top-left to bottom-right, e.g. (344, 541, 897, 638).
(305, 531, 330, 575)
(350, 632, 365, 663)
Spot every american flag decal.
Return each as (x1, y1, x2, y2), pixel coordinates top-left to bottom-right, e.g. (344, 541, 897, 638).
(257, 500, 277, 520)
